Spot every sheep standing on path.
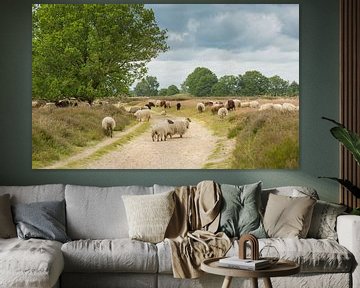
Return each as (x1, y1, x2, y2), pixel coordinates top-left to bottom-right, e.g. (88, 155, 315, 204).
(167, 118, 191, 138)
(102, 116, 116, 138)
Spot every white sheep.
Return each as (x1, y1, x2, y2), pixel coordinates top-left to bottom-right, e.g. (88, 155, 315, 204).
(102, 116, 116, 138)
(167, 118, 191, 138)
(240, 101, 251, 108)
(197, 102, 205, 113)
(165, 101, 172, 108)
(151, 121, 171, 142)
(155, 100, 161, 107)
(273, 104, 283, 111)
(282, 103, 297, 111)
(259, 103, 274, 111)
(233, 99, 241, 108)
(249, 100, 260, 108)
(218, 107, 228, 118)
(134, 109, 151, 122)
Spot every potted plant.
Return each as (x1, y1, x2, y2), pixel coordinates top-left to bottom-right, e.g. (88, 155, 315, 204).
(320, 117, 360, 215)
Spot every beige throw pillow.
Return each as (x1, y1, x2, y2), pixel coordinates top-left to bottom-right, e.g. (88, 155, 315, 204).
(263, 193, 316, 238)
(0, 194, 17, 238)
(122, 191, 175, 243)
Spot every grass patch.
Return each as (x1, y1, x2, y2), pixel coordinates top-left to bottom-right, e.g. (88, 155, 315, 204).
(32, 105, 135, 168)
(230, 110, 299, 169)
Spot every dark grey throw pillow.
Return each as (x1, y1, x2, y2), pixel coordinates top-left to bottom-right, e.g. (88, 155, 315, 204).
(218, 182, 266, 238)
(12, 200, 70, 243)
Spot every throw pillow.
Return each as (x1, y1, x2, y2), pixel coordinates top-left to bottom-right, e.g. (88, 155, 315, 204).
(307, 200, 347, 240)
(122, 191, 175, 243)
(263, 193, 316, 238)
(218, 182, 266, 238)
(0, 194, 16, 238)
(12, 200, 70, 243)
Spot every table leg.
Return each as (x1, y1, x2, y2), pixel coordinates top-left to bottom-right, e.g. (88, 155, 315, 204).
(251, 278, 258, 288)
(263, 277, 273, 288)
(221, 276, 233, 288)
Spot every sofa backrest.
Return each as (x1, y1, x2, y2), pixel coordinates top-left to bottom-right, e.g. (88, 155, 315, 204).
(0, 184, 65, 204)
(65, 184, 154, 240)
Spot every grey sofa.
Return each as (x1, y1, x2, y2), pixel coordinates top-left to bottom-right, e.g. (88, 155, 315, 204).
(0, 183, 359, 288)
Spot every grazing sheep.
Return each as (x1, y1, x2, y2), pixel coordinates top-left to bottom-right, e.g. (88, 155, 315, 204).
(176, 103, 181, 110)
(259, 103, 274, 111)
(241, 102, 251, 108)
(218, 107, 228, 119)
(165, 101, 171, 108)
(233, 99, 241, 108)
(205, 101, 213, 106)
(249, 100, 260, 108)
(134, 109, 151, 122)
(197, 102, 205, 113)
(273, 104, 283, 111)
(282, 103, 297, 111)
(102, 116, 116, 138)
(167, 118, 191, 138)
(211, 104, 224, 114)
(226, 100, 236, 111)
(142, 104, 152, 110)
(155, 100, 161, 107)
(148, 101, 155, 108)
(129, 106, 141, 113)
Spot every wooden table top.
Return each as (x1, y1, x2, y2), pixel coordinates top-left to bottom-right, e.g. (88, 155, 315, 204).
(201, 257, 300, 278)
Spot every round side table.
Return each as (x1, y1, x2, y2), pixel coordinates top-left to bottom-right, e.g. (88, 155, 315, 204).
(201, 257, 300, 288)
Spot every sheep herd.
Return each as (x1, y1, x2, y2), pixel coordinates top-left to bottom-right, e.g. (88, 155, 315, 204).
(101, 97, 298, 140)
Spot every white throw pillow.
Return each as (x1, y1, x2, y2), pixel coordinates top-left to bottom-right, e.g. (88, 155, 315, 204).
(122, 191, 175, 243)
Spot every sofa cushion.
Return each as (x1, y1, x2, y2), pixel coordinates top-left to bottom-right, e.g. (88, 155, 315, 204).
(12, 200, 70, 243)
(122, 191, 175, 243)
(0, 194, 16, 238)
(307, 200, 347, 240)
(261, 186, 319, 213)
(0, 238, 64, 288)
(61, 239, 158, 273)
(0, 184, 65, 204)
(65, 185, 153, 239)
(263, 193, 316, 238)
(218, 182, 266, 238)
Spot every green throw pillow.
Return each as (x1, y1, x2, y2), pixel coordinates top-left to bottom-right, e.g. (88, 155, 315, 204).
(218, 182, 266, 238)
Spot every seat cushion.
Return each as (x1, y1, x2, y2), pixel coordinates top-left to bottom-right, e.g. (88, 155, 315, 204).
(0, 238, 64, 288)
(228, 238, 354, 273)
(61, 239, 158, 273)
(157, 238, 354, 274)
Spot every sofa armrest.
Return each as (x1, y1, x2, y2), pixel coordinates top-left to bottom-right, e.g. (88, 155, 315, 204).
(337, 215, 360, 288)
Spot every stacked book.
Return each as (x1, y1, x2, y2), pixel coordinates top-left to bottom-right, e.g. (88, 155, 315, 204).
(218, 257, 271, 270)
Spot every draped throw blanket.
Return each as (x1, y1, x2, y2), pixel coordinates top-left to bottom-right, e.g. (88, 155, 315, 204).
(165, 181, 231, 278)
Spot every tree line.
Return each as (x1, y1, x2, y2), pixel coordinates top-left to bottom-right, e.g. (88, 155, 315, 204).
(134, 67, 299, 97)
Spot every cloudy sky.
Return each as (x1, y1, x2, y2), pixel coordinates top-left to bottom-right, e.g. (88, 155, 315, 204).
(142, 4, 299, 89)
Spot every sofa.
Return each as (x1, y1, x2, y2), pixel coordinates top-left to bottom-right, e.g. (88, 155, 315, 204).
(0, 183, 359, 288)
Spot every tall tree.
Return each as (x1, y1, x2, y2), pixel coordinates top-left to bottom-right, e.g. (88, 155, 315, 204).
(32, 4, 168, 101)
(211, 75, 241, 96)
(166, 85, 179, 96)
(240, 70, 269, 96)
(267, 75, 289, 96)
(134, 76, 159, 96)
(184, 67, 218, 97)
(288, 81, 300, 96)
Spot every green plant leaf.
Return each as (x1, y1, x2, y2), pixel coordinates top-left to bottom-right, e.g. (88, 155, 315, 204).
(319, 177, 360, 198)
(322, 117, 360, 165)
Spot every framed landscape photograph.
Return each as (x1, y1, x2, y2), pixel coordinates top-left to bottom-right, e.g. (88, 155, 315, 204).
(32, 3, 299, 169)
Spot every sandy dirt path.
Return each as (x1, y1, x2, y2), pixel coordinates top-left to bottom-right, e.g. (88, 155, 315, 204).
(81, 115, 218, 169)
